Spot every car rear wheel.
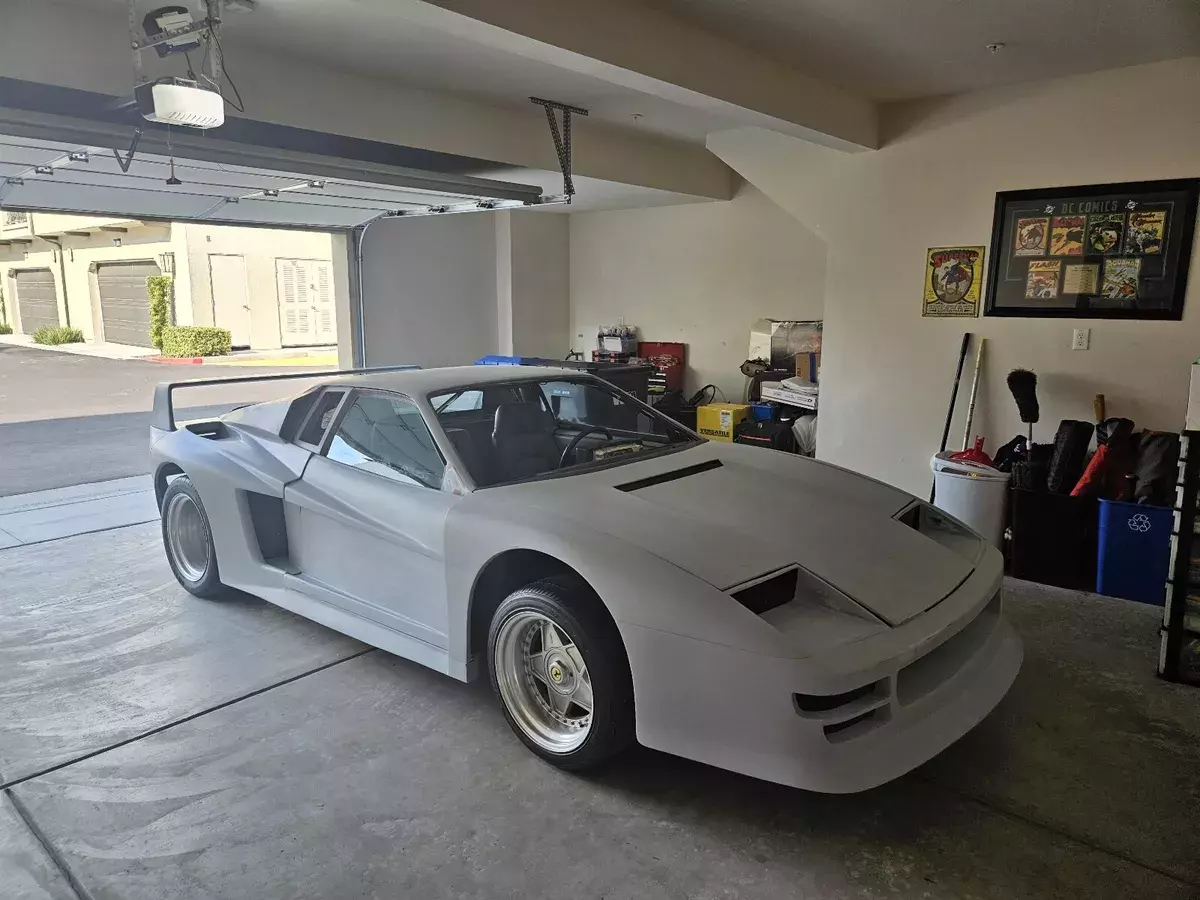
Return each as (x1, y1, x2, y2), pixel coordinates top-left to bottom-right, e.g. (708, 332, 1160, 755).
(488, 577, 634, 770)
(161, 475, 226, 599)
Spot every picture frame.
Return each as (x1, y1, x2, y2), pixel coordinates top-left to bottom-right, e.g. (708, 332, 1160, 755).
(983, 178, 1200, 320)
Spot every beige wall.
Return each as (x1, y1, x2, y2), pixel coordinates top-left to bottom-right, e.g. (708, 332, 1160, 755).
(183, 223, 338, 349)
(1, 216, 340, 349)
(706, 57, 1200, 495)
(569, 184, 825, 397)
(1, 222, 185, 341)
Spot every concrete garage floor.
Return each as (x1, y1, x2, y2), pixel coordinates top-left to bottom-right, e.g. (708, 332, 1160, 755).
(2, 525, 1198, 899)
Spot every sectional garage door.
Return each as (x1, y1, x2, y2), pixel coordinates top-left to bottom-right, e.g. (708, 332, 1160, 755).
(97, 261, 160, 346)
(14, 268, 58, 333)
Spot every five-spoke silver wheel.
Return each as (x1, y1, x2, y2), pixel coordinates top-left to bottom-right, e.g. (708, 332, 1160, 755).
(494, 611, 594, 753)
(164, 491, 210, 583)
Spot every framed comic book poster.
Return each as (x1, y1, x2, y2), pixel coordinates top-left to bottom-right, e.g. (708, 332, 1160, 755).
(983, 178, 1200, 319)
(923, 246, 984, 317)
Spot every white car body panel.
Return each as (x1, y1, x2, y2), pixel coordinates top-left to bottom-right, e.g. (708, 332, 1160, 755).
(150, 365, 1022, 793)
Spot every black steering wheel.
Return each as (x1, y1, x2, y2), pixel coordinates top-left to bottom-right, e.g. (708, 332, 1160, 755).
(559, 425, 613, 469)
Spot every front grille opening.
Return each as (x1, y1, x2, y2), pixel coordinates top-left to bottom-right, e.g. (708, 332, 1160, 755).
(897, 592, 1001, 706)
(823, 707, 887, 743)
(794, 682, 876, 713)
(733, 568, 799, 615)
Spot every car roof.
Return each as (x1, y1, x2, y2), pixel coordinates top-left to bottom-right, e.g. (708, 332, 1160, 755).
(322, 365, 589, 397)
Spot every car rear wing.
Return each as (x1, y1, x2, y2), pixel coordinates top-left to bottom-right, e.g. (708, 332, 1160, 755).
(150, 364, 420, 432)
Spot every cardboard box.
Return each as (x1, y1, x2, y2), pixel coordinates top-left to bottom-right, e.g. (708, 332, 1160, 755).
(696, 402, 750, 442)
(793, 351, 821, 384)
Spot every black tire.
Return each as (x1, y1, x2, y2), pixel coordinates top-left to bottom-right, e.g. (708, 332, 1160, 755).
(160, 475, 228, 599)
(487, 576, 634, 770)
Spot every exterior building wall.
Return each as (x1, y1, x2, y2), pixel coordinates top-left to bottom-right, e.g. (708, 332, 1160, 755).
(0, 214, 339, 349)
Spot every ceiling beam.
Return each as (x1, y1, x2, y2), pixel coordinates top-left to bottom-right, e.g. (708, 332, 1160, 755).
(0, 2, 736, 201)
(392, 0, 878, 151)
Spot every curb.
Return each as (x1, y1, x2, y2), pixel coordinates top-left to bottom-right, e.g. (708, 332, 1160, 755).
(146, 356, 204, 364)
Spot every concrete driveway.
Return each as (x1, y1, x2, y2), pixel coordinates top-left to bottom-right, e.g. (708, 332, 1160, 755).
(0, 344, 327, 495)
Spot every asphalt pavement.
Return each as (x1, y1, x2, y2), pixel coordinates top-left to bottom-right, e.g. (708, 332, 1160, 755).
(0, 344, 329, 496)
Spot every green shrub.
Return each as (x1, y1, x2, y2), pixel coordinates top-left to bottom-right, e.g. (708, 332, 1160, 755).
(161, 325, 231, 358)
(147, 275, 173, 350)
(32, 325, 84, 345)
(0, 323, 11, 336)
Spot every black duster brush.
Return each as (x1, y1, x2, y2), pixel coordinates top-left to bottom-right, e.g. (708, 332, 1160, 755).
(1006, 368, 1039, 443)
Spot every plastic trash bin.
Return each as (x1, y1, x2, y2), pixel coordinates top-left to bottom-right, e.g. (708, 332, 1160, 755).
(1096, 499, 1172, 605)
(931, 452, 1010, 547)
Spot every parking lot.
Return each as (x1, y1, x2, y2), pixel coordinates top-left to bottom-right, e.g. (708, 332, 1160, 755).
(2, 481, 1198, 896)
(0, 344, 323, 496)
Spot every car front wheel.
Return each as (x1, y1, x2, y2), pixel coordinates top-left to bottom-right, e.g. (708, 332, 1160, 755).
(160, 475, 226, 599)
(488, 577, 634, 770)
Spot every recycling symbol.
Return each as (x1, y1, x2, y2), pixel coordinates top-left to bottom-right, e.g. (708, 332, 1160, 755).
(1128, 513, 1152, 533)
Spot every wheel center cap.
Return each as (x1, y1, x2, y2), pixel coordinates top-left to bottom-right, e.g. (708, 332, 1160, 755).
(545, 652, 576, 693)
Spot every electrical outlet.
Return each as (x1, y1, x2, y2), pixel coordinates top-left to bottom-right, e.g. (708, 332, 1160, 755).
(1072, 328, 1090, 351)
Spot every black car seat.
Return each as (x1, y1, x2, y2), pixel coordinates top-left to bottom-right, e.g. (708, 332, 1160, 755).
(492, 402, 560, 481)
(444, 427, 487, 486)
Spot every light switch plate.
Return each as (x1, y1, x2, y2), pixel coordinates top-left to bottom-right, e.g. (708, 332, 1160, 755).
(1072, 328, 1090, 351)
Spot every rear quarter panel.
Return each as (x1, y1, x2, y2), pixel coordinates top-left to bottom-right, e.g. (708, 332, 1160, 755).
(150, 424, 312, 593)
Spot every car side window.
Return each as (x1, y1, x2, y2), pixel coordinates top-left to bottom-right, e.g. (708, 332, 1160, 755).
(435, 390, 483, 413)
(326, 394, 445, 489)
(297, 389, 345, 447)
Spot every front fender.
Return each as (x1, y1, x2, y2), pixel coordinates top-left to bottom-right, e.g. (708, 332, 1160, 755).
(444, 493, 793, 674)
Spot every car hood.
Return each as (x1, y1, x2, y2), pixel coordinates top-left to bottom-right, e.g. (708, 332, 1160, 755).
(503, 442, 977, 626)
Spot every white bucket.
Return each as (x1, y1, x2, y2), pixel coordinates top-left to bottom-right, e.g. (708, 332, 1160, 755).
(930, 452, 1009, 547)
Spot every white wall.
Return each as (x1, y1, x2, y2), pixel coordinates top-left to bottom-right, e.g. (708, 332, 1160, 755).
(509, 211, 570, 359)
(569, 184, 825, 397)
(360, 211, 571, 368)
(708, 57, 1200, 495)
(361, 215, 500, 368)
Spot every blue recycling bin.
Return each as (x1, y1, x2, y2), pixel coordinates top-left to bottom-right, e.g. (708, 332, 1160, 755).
(1096, 499, 1172, 605)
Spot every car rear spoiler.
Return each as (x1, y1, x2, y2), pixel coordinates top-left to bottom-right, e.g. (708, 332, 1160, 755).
(150, 364, 421, 432)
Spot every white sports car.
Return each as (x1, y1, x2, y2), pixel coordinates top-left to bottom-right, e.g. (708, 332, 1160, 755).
(150, 365, 1021, 793)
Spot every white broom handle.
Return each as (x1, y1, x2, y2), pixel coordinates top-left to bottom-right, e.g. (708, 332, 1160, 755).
(962, 337, 986, 450)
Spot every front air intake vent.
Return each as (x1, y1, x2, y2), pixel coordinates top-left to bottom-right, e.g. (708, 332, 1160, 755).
(897, 503, 921, 530)
(732, 567, 798, 615)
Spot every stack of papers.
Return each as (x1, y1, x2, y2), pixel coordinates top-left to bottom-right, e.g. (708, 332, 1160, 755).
(760, 377, 818, 411)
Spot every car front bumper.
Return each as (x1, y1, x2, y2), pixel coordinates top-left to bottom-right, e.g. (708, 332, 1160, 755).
(621, 564, 1022, 794)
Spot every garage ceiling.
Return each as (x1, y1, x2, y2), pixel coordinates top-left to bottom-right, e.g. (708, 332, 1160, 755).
(651, 0, 1200, 100)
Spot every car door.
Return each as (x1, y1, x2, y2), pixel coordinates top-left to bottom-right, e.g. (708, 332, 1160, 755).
(284, 389, 457, 649)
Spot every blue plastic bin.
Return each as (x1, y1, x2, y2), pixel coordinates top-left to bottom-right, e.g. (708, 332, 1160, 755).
(1096, 499, 1172, 605)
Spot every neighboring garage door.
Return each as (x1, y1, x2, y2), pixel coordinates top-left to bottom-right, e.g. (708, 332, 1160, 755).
(14, 269, 58, 334)
(97, 261, 160, 346)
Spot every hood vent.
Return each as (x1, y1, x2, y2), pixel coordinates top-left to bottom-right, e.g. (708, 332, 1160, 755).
(614, 459, 723, 492)
(732, 567, 799, 615)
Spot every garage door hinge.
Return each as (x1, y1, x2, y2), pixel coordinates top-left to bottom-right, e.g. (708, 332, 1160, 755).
(530, 97, 588, 199)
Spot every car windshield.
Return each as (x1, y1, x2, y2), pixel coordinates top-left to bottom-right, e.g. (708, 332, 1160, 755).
(430, 376, 699, 488)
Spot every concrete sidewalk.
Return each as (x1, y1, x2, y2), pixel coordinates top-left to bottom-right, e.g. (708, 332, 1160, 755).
(0, 476, 157, 548)
(0, 333, 337, 366)
(0, 332, 157, 359)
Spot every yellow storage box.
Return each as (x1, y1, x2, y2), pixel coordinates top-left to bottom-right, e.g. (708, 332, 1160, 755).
(696, 402, 749, 442)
